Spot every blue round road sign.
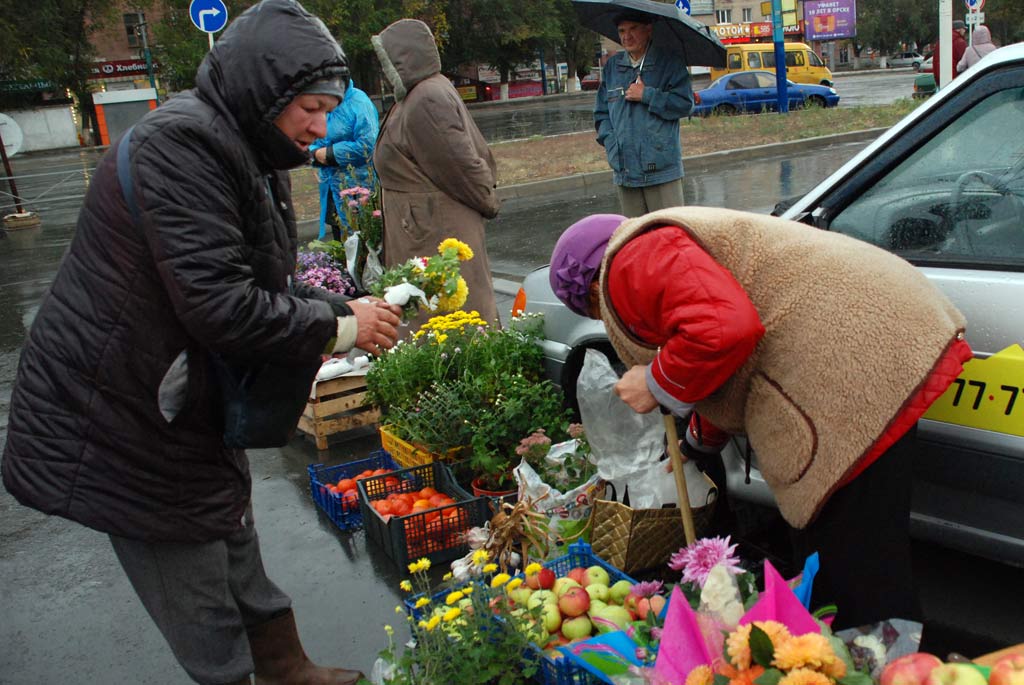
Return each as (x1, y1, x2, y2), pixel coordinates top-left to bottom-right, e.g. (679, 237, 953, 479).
(189, 0, 228, 34)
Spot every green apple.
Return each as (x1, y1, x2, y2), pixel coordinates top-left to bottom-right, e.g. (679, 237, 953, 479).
(539, 602, 562, 633)
(585, 583, 609, 603)
(508, 586, 534, 606)
(553, 577, 582, 597)
(924, 664, 989, 685)
(591, 604, 633, 632)
(527, 589, 558, 611)
(583, 565, 611, 588)
(561, 615, 593, 640)
(608, 579, 633, 605)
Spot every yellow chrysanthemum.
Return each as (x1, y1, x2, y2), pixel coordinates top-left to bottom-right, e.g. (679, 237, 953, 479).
(490, 573, 511, 588)
(685, 665, 714, 685)
(506, 577, 523, 592)
(524, 563, 543, 576)
(418, 620, 429, 630)
(399, 580, 413, 592)
(414, 597, 430, 609)
(772, 633, 836, 672)
(413, 330, 425, 339)
(425, 615, 441, 631)
(384, 624, 394, 637)
(482, 563, 498, 573)
(442, 607, 462, 622)
(472, 549, 490, 565)
(461, 586, 474, 595)
(394, 605, 404, 614)
(443, 572, 453, 581)
(445, 591, 465, 606)
(407, 558, 431, 574)
(437, 277, 469, 312)
(777, 668, 833, 685)
(438, 238, 474, 261)
(725, 621, 792, 670)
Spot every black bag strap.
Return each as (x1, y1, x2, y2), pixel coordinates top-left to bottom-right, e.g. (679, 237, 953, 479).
(116, 125, 140, 226)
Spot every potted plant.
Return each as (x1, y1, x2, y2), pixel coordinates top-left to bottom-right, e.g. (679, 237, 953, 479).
(366, 312, 572, 491)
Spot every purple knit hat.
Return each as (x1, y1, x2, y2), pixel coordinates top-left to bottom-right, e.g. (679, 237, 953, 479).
(549, 214, 625, 317)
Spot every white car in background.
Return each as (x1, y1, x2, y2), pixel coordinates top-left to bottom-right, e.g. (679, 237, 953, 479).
(889, 50, 925, 69)
(515, 43, 1024, 566)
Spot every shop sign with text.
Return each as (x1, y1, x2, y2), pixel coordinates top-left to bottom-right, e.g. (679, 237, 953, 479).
(89, 60, 159, 80)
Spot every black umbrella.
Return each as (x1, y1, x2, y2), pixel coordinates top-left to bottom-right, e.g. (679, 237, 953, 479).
(572, 0, 727, 68)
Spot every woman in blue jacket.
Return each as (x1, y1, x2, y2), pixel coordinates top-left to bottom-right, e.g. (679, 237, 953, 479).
(310, 81, 379, 240)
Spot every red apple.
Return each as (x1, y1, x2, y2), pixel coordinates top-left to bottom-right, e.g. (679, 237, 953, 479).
(526, 567, 556, 591)
(557, 586, 591, 618)
(924, 663, 988, 685)
(990, 655, 1024, 685)
(881, 653, 944, 685)
(635, 595, 667, 621)
(566, 566, 588, 585)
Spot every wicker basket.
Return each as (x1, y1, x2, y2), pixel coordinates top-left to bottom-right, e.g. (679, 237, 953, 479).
(589, 470, 718, 575)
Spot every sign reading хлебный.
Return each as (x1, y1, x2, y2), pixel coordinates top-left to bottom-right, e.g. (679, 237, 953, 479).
(804, 0, 857, 40)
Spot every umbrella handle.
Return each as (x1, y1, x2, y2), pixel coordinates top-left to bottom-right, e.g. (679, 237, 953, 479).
(663, 412, 697, 545)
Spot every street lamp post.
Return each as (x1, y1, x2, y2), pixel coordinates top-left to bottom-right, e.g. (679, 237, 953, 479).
(136, 21, 159, 102)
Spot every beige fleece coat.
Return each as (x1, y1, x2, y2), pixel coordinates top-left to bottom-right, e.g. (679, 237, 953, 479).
(372, 19, 500, 327)
(600, 207, 967, 528)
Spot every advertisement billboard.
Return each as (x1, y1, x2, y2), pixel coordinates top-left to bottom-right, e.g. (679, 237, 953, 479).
(804, 0, 857, 40)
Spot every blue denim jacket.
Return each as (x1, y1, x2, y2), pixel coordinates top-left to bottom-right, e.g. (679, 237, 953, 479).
(594, 45, 694, 188)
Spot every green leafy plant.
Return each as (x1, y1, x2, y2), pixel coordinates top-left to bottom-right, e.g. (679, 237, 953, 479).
(369, 239, 472, 319)
(365, 312, 570, 489)
(377, 552, 542, 685)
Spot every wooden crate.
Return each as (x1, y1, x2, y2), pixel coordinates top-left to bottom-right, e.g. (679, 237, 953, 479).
(297, 374, 380, 450)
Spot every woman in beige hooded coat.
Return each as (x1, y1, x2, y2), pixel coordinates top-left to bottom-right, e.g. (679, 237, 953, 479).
(372, 18, 500, 327)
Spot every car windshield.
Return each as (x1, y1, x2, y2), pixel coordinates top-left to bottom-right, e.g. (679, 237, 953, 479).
(829, 86, 1024, 263)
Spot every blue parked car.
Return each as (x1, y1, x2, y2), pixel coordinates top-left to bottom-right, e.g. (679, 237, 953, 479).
(693, 70, 840, 116)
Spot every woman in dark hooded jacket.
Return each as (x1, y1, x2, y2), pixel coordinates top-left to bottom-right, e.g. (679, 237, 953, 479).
(1, 1, 399, 683)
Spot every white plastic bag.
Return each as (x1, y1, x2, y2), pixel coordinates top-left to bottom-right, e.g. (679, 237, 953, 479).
(577, 349, 663, 480)
(514, 455, 605, 559)
(576, 349, 715, 510)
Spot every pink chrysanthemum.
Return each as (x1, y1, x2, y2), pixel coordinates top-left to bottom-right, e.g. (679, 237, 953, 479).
(668, 535, 742, 587)
(630, 580, 665, 598)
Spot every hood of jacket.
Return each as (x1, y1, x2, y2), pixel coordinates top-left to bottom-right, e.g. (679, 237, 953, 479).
(973, 25, 993, 46)
(195, 0, 349, 170)
(372, 18, 441, 102)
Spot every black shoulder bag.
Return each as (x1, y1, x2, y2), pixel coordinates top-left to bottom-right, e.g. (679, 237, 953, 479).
(117, 126, 322, 448)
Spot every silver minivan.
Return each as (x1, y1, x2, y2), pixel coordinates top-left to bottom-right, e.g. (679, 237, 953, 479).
(517, 43, 1024, 566)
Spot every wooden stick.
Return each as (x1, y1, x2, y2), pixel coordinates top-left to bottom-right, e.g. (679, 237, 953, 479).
(663, 413, 697, 545)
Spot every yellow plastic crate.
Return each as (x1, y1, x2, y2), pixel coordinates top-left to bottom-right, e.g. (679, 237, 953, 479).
(378, 425, 464, 468)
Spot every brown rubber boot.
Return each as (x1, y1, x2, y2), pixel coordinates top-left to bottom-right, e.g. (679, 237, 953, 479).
(247, 610, 364, 685)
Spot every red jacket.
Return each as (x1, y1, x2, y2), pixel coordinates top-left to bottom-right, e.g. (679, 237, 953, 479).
(606, 227, 765, 409)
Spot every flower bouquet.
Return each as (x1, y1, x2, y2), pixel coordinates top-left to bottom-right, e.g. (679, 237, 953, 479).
(336, 183, 384, 290)
(368, 238, 472, 320)
(295, 245, 358, 297)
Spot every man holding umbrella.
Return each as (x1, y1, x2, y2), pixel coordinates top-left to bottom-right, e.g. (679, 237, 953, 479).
(594, 10, 694, 216)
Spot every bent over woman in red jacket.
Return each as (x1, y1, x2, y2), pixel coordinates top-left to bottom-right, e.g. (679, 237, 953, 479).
(549, 208, 972, 630)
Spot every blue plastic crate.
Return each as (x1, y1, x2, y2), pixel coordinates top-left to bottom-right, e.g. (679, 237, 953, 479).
(307, 450, 399, 531)
(402, 541, 637, 685)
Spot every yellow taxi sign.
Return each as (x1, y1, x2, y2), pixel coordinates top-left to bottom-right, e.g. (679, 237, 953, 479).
(924, 344, 1024, 437)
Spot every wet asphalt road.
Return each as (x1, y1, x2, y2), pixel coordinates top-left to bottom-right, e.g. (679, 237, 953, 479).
(2, 130, 1022, 684)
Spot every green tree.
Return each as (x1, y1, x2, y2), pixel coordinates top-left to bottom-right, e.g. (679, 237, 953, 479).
(442, 0, 561, 93)
(552, 0, 599, 90)
(0, 0, 118, 137)
(854, 0, 935, 54)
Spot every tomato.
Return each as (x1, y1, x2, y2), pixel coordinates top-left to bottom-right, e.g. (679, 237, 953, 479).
(418, 486, 439, 499)
(340, 488, 359, 511)
(390, 499, 412, 516)
(336, 478, 355, 492)
(374, 500, 393, 516)
(383, 476, 400, 491)
(412, 498, 431, 510)
(427, 493, 448, 507)
(372, 468, 391, 476)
